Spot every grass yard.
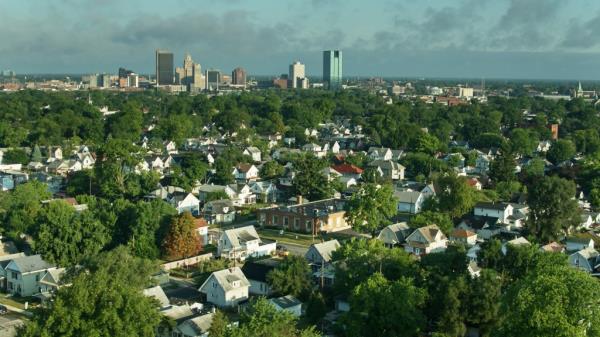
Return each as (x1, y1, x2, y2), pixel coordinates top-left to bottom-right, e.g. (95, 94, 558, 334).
(257, 228, 319, 247)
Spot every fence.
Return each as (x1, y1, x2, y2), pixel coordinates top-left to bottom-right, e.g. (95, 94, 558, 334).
(161, 252, 214, 271)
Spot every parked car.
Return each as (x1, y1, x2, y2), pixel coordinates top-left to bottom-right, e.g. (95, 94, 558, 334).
(0, 305, 8, 314)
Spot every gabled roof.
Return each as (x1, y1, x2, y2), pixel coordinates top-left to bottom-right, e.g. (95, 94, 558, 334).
(331, 164, 364, 175)
(450, 228, 476, 239)
(223, 226, 261, 248)
(143, 285, 170, 308)
(307, 239, 340, 263)
(177, 313, 215, 336)
(270, 295, 302, 309)
(475, 202, 510, 211)
(378, 222, 411, 243)
(7, 255, 54, 273)
(394, 190, 423, 204)
(200, 267, 250, 293)
(573, 247, 599, 261)
(406, 225, 447, 243)
(236, 164, 256, 173)
(540, 241, 564, 253)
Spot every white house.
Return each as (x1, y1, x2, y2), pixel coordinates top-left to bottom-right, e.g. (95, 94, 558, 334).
(4, 255, 56, 297)
(217, 226, 275, 260)
(233, 164, 259, 182)
(474, 202, 513, 223)
(269, 295, 302, 317)
(395, 191, 425, 214)
(199, 267, 250, 308)
(367, 147, 393, 161)
(169, 193, 200, 215)
(305, 240, 340, 266)
(475, 154, 492, 174)
(449, 229, 477, 246)
(172, 312, 215, 337)
(501, 237, 530, 255)
(568, 247, 599, 273)
(241, 260, 277, 296)
(404, 225, 448, 256)
(243, 147, 262, 162)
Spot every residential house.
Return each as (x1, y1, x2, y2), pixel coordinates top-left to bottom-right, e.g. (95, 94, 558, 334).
(243, 147, 262, 162)
(579, 213, 594, 230)
(395, 190, 425, 214)
(38, 267, 66, 296)
(449, 229, 477, 246)
(457, 215, 504, 240)
(232, 164, 259, 182)
(305, 240, 340, 267)
(475, 154, 492, 174)
(169, 193, 200, 215)
(377, 223, 412, 247)
(269, 295, 302, 317)
(404, 225, 448, 256)
(217, 225, 275, 260)
(248, 181, 278, 203)
(331, 164, 363, 180)
(468, 261, 481, 278)
(203, 199, 236, 224)
(164, 140, 178, 154)
(540, 242, 565, 253)
(228, 184, 255, 205)
(566, 236, 595, 252)
(241, 259, 278, 296)
(420, 183, 437, 198)
(194, 184, 237, 202)
(5, 255, 56, 296)
(143, 285, 170, 308)
(466, 177, 482, 190)
(367, 147, 393, 161)
(368, 160, 405, 180)
(194, 218, 209, 245)
(75, 152, 95, 169)
(257, 198, 349, 233)
(474, 202, 513, 223)
(568, 247, 599, 273)
(501, 237, 531, 255)
(0, 253, 26, 291)
(199, 267, 250, 308)
(171, 312, 215, 337)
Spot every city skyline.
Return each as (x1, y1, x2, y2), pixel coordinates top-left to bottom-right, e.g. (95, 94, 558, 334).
(4, 1, 600, 79)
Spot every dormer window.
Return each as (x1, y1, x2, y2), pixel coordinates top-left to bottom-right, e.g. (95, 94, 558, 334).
(232, 280, 240, 288)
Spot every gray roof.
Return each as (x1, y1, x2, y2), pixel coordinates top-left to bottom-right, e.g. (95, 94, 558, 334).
(224, 225, 261, 249)
(178, 313, 215, 336)
(394, 191, 423, 203)
(307, 240, 340, 263)
(200, 267, 250, 293)
(7, 255, 54, 273)
(270, 295, 302, 309)
(196, 184, 227, 193)
(143, 286, 170, 308)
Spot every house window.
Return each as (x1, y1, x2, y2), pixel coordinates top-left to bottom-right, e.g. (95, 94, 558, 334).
(11, 272, 17, 279)
(306, 220, 312, 231)
(294, 218, 300, 230)
(283, 216, 289, 227)
(414, 248, 421, 255)
(272, 215, 279, 225)
(35, 275, 40, 282)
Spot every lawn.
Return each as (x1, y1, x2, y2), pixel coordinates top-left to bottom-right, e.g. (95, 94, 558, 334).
(0, 295, 38, 310)
(257, 228, 319, 247)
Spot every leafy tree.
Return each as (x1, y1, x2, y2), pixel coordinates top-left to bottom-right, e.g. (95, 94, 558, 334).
(345, 183, 396, 235)
(162, 212, 202, 260)
(333, 239, 418, 295)
(0, 181, 52, 237)
(521, 158, 545, 178)
(546, 139, 576, 165)
(478, 239, 503, 270)
(267, 255, 312, 299)
(509, 128, 537, 156)
(207, 310, 230, 337)
(527, 176, 580, 241)
(343, 273, 426, 337)
(94, 139, 142, 199)
(304, 291, 328, 325)
(489, 150, 516, 183)
(30, 144, 42, 162)
(292, 154, 332, 200)
(495, 265, 600, 337)
(34, 201, 110, 266)
(465, 269, 501, 337)
(409, 211, 454, 235)
(19, 247, 162, 337)
(213, 158, 235, 185)
(3, 148, 29, 165)
(436, 174, 476, 218)
(259, 161, 285, 180)
(495, 181, 522, 201)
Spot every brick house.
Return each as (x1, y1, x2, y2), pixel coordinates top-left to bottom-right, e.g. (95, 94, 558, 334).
(257, 198, 349, 234)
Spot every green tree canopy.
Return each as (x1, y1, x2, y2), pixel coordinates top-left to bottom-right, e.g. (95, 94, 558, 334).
(345, 183, 397, 235)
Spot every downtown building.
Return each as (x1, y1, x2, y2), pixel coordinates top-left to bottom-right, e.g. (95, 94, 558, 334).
(232, 67, 247, 88)
(289, 61, 309, 89)
(155, 49, 174, 86)
(323, 50, 342, 90)
(175, 53, 205, 92)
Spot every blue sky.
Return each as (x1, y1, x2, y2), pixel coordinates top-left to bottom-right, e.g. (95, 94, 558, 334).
(2, 0, 600, 79)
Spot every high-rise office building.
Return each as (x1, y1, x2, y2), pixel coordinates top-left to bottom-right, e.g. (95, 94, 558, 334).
(155, 49, 174, 86)
(101, 74, 112, 88)
(323, 50, 342, 90)
(82, 74, 98, 88)
(232, 67, 247, 87)
(127, 73, 139, 88)
(118, 67, 134, 79)
(289, 61, 308, 89)
(175, 53, 204, 91)
(205, 69, 220, 91)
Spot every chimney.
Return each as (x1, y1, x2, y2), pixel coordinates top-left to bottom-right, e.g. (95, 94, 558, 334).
(297, 195, 303, 205)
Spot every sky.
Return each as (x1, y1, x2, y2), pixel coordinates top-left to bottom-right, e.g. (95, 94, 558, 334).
(2, 0, 600, 79)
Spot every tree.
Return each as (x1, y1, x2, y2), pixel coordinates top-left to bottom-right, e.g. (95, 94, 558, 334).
(30, 144, 42, 162)
(207, 310, 230, 337)
(495, 181, 522, 201)
(465, 269, 501, 336)
(495, 265, 600, 337)
(527, 176, 580, 241)
(304, 291, 328, 325)
(230, 297, 320, 337)
(509, 128, 537, 156)
(409, 211, 454, 235)
(162, 212, 202, 260)
(333, 239, 418, 295)
(3, 148, 29, 165)
(436, 174, 476, 218)
(259, 161, 285, 180)
(213, 157, 235, 185)
(34, 201, 110, 266)
(489, 150, 516, 183)
(0, 181, 52, 237)
(521, 158, 545, 178)
(343, 273, 426, 337)
(292, 154, 332, 200)
(267, 255, 312, 299)
(546, 139, 576, 165)
(19, 247, 162, 337)
(345, 183, 397, 235)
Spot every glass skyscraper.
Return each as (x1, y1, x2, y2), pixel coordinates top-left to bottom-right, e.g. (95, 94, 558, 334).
(155, 49, 174, 86)
(323, 50, 342, 90)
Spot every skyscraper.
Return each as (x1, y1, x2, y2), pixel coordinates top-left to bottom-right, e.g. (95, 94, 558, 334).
(289, 61, 308, 89)
(155, 49, 174, 86)
(232, 67, 247, 87)
(323, 50, 342, 90)
(205, 69, 221, 91)
(176, 53, 204, 91)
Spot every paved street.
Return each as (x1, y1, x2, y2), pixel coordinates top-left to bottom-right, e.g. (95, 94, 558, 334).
(279, 242, 309, 256)
(0, 314, 24, 337)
